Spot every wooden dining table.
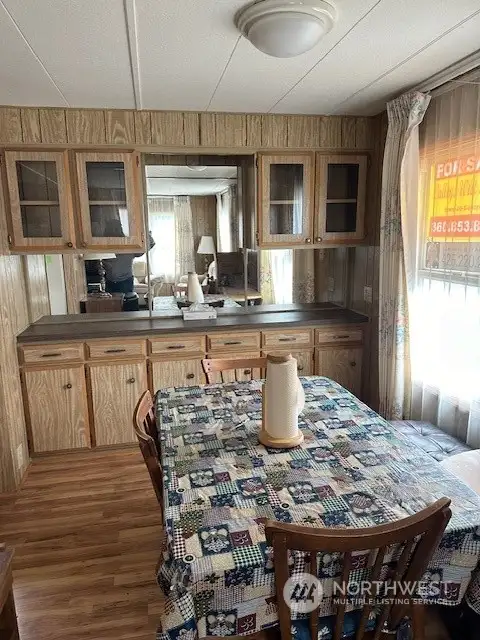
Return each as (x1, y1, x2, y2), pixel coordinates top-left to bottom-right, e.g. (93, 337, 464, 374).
(155, 376, 480, 640)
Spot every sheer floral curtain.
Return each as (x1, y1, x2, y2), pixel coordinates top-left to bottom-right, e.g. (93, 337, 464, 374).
(378, 91, 431, 420)
(147, 196, 194, 284)
(148, 197, 175, 281)
(174, 196, 195, 278)
(260, 250, 293, 304)
(408, 76, 480, 446)
(216, 187, 239, 253)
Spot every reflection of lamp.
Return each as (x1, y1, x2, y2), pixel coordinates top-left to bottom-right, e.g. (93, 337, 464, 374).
(83, 253, 116, 297)
(197, 235, 217, 279)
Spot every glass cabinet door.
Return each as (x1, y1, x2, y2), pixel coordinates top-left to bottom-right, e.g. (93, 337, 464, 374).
(315, 154, 367, 243)
(4, 150, 74, 251)
(258, 154, 313, 246)
(75, 152, 143, 250)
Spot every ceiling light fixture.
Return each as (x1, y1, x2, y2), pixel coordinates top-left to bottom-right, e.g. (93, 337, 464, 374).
(235, 0, 336, 58)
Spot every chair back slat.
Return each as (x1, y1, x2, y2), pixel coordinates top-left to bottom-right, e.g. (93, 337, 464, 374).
(355, 545, 387, 640)
(266, 497, 451, 640)
(371, 538, 416, 640)
(333, 552, 353, 640)
(133, 390, 164, 514)
(202, 357, 267, 384)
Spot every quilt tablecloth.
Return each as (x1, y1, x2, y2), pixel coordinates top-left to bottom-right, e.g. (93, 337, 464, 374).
(155, 377, 480, 639)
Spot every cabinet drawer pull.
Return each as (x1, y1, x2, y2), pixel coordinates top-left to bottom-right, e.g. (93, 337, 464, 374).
(186, 373, 195, 380)
(167, 345, 186, 350)
(105, 348, 126, 353)
(350, 361, 356, 367)
(279, 337, 296, 342)
(42, 352, 62, 358)
(127, 377, 136, 383)
(64, 383, 72, 390)
(224, 340, 241, 345)
(334, 334, 350, 340)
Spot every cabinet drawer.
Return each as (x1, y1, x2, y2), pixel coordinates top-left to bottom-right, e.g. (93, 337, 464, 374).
(20, 343, 84, 364)
(262, 329, 312, 349)
(150, 334, 206, 356)
(315, 327, 363, 345)
(207, 332, 260, 353)
(87, 340, 146, 360)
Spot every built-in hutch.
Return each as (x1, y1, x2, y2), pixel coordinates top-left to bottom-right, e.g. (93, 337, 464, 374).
(0, 107, 379, 478)
(18, 318, 365, 454)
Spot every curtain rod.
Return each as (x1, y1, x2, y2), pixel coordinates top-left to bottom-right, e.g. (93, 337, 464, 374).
(413, 49, 480, 96)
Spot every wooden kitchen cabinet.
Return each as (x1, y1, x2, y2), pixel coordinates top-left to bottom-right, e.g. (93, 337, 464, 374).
(4, 150, 75, 251)
(257, 153, 314, 246)
(75, 151, 144, 250)
(23, 365, 89, 452)
(88, 360, 147, 446)
(315, 154, 367, 243)
(315, 347, 363, 396)
(151, 358, 204, 391)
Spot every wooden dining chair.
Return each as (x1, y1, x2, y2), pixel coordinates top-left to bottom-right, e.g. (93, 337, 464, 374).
(133, 390, 163, 514)
(202, 356, 267, 384)
(266, 497, 451, 640)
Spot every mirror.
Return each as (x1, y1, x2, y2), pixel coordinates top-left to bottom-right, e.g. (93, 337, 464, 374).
(145, 162, 256, 317)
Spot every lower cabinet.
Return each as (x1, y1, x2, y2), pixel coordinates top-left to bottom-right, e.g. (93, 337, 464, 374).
(151, 358, 205, 390)
(88, 360, 148, 446)
(315, 347, 363, 396)
(263, 350, 313, 376)
(23, 365, 89, 453)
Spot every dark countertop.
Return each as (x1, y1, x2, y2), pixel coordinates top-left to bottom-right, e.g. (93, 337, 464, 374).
(17, 303, 369, 343)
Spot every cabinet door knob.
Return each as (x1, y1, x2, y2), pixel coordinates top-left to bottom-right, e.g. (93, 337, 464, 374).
(127, 377, 135, 384)
(350, 361, 356, 367)
(305, 238, 312, 244)
(315, 237, 323, 243)
(297, 365, 304, 371)
(243, 369, 251, 375)
(64, 383, 72, 389)
(66, 241, 73, 248)
(186, 373, 195, 380)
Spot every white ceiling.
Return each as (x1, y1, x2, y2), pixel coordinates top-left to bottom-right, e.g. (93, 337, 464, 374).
(146, 165, 237, 196)
(0, 0, 479, 115)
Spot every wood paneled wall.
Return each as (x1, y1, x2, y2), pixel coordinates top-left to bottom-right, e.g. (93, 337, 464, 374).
(22, 255, 50, 322)
(190, 196, 217, 273)
(0, 251, 30, 491)
(0, 107, 375, 150)
(0, 184, 50, 491)
(348, 112, 387, 409)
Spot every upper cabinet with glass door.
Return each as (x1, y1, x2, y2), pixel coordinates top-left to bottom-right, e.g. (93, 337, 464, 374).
(75, 151, 144, 251)
(257, 153, 314, 247)
(4, 150, 75, 251)
(315, 154, 367, 243)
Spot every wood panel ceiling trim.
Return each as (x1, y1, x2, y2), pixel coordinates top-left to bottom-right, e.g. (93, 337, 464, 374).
(0, 107, 376, 150)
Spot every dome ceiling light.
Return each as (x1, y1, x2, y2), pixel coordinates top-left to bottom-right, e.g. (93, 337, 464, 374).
(235, 0, 337, 58)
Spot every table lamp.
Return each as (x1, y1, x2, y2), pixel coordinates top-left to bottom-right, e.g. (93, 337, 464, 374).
(83, 252, 117, 296)
(197, 235, 217, 277)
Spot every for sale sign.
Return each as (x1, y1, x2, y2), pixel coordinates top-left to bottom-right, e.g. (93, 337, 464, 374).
(426, 155, 480, 241)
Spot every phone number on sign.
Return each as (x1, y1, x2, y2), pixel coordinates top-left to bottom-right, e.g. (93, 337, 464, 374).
(430, 215, 480, 237)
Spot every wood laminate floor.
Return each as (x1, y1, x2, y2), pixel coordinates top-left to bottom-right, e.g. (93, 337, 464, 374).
(0, 448, 163, 640)
(0, 449, 451, 640)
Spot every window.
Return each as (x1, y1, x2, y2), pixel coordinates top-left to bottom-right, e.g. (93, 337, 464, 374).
(414, 74, 480, 443)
